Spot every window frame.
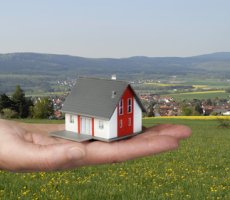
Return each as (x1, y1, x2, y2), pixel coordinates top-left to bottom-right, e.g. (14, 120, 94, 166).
(128, 117, 131, 126)
(119, 99, 124, 115)
(70, 115, 74, 124)
(119, 119, 123, 128)
(127, 98, 132, 113)
(99, 120, 104, 129)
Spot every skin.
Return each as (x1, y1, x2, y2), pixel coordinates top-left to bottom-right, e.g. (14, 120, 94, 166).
(0, 119, 191, 172)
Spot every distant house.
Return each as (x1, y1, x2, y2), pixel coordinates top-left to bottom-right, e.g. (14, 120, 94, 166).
(223, 110, 230, 116)
(213, 109, 229, 116)
(50, 77, 146, 142)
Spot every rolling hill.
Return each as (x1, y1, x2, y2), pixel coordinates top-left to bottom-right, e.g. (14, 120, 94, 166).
(0, 52, 230, 93)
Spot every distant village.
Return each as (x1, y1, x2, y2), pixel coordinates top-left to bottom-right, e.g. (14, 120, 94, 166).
(1, 78, 229, 120)
(139, 94, 230, 116)
(49, 79, 230, 119)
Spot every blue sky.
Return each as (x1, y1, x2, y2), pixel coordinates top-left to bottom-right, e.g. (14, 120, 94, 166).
(1, 0, 230, 58)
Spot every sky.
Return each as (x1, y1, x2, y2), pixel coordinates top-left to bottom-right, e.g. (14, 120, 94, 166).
(1, 0, 230, 58)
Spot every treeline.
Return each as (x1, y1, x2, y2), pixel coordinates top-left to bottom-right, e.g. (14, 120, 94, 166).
(0, 76, 55, 94)
(0, 85, 53, 119)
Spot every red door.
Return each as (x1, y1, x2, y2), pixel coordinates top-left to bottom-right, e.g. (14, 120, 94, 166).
(117, 86, 134, 137)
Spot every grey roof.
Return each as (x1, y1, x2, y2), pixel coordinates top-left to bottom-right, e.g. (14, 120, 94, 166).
(61, 77, 145, 119)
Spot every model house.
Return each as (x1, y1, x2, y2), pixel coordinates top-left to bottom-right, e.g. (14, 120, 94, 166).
(50, 77, 146, 142)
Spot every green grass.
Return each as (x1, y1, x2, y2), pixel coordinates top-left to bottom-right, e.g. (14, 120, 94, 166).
(185, 79, 230, 89)
(0, 118, 229, 199)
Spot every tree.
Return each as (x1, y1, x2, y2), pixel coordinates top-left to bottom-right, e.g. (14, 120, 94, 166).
(0, 93, 13, 112)
(194, 103, 203, 115)
(147, 101, 156, 117)
(11, 85, 29, 118)
(25, 98, 34, 118)
(1, 86, 33, 118)
(225, 88, 230, 93)
(206, 98, 213, 106)
(32, 97, 54, 119)
(181, 106, 193, 116)
(2, 108, 18, 119)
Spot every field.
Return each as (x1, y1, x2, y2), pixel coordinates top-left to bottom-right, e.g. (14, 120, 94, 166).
(168, 90, 230, 101)
(0, 118, 229, 199)
(135, 78, 230, 100)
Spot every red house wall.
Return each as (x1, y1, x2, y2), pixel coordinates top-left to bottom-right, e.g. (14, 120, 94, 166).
(117, 86, 134, 137)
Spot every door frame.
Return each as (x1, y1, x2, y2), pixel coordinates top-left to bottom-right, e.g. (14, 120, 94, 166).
(80, 116, 92, 135)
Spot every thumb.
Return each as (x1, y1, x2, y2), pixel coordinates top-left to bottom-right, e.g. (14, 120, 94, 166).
(4, 142, 86, 172)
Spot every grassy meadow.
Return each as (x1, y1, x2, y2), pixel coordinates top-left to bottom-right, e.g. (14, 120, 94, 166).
(0, 118, 229, 200)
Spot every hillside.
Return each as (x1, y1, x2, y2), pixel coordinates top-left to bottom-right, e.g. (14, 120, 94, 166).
(1, 52, 230, 77)
(0, 52, 230, 93)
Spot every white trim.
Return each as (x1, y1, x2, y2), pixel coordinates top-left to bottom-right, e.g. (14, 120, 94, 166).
(94, 118, 110, 138)
(65, 113, 78, 132)
(133, 99, 142, 133)
(108, 109, 117, 138)
(61, 110, 109, 120)
(80, 116, 92, 135)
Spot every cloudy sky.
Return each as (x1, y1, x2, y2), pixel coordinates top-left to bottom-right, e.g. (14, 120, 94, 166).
(1, 0, 230, 58)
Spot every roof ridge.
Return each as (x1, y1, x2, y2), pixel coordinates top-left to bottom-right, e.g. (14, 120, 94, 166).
(62, 76, 146, 118)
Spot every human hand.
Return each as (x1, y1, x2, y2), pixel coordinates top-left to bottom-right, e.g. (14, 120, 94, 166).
(0, 119, 191, 172)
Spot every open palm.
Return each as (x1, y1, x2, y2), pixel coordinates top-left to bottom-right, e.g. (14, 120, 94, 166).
(0, 119, 191, 172)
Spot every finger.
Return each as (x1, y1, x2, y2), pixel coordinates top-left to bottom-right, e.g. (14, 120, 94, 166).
(28, 133, 73, 145)
(144, 124, 192, 139)
(1, 141, 86, 172)
(79, 134, 179, 166)
(0, 120, 27, 137)
(18, 123, 65, 135)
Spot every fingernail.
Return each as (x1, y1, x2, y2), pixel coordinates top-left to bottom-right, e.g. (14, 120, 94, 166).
(68, 147, 85, 160)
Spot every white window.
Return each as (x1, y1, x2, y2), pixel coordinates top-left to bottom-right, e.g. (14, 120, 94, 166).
(128, 118, 131, 126)
(120, 119, 123, 128)
(70, 115, 74, 123)
(127, 98, 132, 113)
(99, 120, 104, 129)
(119, 99, 123, 115)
